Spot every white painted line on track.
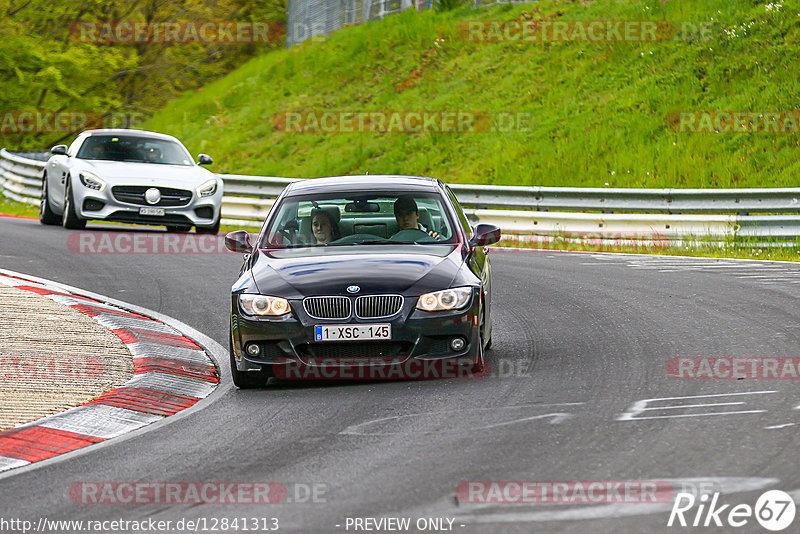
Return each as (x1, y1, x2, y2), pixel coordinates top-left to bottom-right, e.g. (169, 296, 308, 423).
(736, 274, 798, 278)
(340, 404, 584, 436)
(618, 410, 766, 421)
(644, 402, 747, 410)
(617, 391, 777, 421)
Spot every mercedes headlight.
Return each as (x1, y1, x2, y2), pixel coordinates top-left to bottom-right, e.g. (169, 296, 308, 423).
(196, 179, 218, 197)
(78, 171, 107, 191)
(416, 287, 472, 312)
(239, 294, 290, 316)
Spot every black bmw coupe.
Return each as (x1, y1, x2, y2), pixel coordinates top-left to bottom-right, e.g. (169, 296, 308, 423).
(225, 175, 500, 387)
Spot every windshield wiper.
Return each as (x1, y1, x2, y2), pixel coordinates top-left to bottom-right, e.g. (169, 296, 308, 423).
(327, 240, 394, 246)
(388, 240, 446, 244)
(262, 244, 313, 249)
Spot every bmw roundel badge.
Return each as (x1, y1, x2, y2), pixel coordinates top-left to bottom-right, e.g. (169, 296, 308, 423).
(347, 285, 360, 294)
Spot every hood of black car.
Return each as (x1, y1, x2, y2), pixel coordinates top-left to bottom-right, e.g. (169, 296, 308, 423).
(250, 244, 463, 298)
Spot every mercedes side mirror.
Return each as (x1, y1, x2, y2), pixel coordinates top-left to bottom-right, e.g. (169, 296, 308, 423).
(197, 154, 213, 165)
(469, 224, 501, 247)
(225, 230, 253, 254)
(51, 145, 68, 155)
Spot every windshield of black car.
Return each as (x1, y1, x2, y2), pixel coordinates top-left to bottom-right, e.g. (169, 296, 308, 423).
(76, 135, 194, 166)
(259, 192, 459, 248)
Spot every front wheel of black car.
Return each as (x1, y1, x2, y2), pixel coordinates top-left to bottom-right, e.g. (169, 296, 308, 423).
(472, 339, 485, 373)
(472, 299, 492, 373)
(230, 350, 272, 389)
(472, 309, 487, 373)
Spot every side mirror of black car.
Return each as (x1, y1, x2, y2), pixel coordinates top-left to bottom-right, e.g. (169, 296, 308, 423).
(51, 145, 68, 155)
(469, 224, 501, 247)
(225, 230, 253, 253)
(197, 154, 213, 165)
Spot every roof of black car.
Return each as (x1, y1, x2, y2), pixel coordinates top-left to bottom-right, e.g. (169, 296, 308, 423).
(285, 175, 440, 195)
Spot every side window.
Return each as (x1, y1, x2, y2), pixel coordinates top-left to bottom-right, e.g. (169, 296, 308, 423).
(446, 186, 471, 238)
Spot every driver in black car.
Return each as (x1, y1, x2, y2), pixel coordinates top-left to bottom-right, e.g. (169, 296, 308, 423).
(393, 196, 441, 240)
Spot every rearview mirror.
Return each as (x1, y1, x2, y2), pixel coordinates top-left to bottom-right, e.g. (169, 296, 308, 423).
(345, 200, 380, 213)
(225, 230, 253, 253)
(197, 154, 213, 165)
(51, 145, 68, 155)
(469, 224, 501, 247)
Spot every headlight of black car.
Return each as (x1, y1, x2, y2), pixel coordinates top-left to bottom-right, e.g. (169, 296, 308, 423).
(239, 294, 291, 316)
(416, 287, 472, 312)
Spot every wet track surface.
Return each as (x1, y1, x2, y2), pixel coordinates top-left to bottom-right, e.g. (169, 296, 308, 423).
(1, 218, 799, 533)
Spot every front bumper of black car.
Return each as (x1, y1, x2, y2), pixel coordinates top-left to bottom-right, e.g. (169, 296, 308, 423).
(230, 290, 482, 379)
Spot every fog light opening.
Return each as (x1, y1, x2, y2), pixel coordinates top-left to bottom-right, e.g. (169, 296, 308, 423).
(450, 337, 466, 352)
(245, 343, 261, 357)
(82, 198, 105, 212)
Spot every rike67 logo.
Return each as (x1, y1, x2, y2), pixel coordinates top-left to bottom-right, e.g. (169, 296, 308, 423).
(668, 490, 796, 531)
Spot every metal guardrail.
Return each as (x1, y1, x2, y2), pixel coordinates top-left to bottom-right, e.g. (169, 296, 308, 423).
(3, 148, 800, 240)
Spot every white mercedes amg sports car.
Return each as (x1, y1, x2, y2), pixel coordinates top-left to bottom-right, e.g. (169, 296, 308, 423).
(40, 129, 223, 233)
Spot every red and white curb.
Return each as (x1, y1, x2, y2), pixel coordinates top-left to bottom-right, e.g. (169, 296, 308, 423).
(0, 272, 219, 472)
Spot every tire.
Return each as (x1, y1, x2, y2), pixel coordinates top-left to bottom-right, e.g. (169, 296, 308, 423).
(195, 217, 221, 234)
(472, 301, 488, 373)
(471, 339, 485, 374)
(166, 225, 192, 233)
(481, 292, 492, 351)
(39, 174, 60, 225)
(62, 178, 86, 229)
(230, 340, 272, 389)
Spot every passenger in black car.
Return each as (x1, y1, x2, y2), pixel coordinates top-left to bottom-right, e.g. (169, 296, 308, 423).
(310, 207, 341, 244)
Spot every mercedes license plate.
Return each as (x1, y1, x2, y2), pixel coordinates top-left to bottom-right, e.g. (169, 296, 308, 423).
(139, 207, 165, 216)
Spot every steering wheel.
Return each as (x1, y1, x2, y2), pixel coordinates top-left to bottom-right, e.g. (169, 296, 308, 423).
(390, 228, 438, 242)
(279, 220, 299, 243)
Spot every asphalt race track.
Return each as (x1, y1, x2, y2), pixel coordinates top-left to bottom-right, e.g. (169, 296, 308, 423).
(1, 217, 799, 533)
